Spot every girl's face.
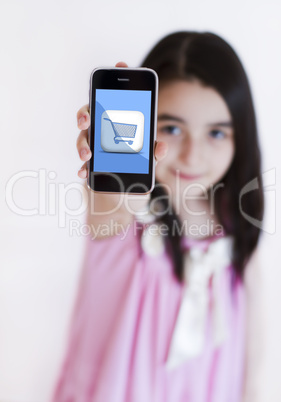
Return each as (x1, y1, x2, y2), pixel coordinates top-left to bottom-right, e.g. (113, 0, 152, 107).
(156, 80, 235, 205)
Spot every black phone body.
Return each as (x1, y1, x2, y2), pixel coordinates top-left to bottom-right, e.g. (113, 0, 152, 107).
(87, 67, 158, 194)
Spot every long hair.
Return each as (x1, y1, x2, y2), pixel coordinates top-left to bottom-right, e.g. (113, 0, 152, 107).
(141, 31, 264, 282)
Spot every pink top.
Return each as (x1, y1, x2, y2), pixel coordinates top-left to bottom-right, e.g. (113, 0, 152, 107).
(53, 219, 246, 402)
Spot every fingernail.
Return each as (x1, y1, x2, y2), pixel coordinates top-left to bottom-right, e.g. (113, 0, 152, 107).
(78, 168, 87, 178)
(78, 116, 86, 126)
(80, 148, 88, 158)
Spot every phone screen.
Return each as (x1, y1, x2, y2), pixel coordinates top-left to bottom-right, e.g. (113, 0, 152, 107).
(87, 68, 158, 194)
(94, 89, 152, 174)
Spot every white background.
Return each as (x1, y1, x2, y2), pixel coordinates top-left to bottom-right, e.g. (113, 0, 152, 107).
(0, 0, 280, 401)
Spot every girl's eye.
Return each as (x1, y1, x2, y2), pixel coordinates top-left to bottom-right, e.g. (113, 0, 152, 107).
(208, 129, 226, 139)
(159, 125, 182, 136)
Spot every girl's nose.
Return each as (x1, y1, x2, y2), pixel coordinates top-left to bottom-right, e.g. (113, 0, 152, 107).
(179, 136, 203, 167)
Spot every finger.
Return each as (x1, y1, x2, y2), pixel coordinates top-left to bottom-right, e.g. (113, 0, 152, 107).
(77, 104, 90, 130)
(78, 161, 88, 179)
(154, 141, 168, 163)
(115, 62, 128, 68)
(76, 129, 92, 161)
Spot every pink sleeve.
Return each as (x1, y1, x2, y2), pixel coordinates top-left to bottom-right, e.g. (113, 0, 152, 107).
(52, 222, 142, 400)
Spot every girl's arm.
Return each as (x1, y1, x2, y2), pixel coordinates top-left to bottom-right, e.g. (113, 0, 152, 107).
(242, 248, 266, 402)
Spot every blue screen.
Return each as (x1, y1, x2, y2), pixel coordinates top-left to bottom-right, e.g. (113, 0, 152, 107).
(93, 89, 152, 174)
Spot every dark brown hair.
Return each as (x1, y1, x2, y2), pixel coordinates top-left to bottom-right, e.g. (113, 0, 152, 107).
(141, 31, 264, 282)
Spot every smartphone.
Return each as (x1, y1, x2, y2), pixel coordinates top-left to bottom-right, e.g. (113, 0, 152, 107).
(87, 67, 158, 194)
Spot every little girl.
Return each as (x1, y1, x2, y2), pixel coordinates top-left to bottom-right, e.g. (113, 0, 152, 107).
(53, 31, 264, 401)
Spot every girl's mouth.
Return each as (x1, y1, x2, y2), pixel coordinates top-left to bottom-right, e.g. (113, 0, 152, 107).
(170, 169, 203, 181)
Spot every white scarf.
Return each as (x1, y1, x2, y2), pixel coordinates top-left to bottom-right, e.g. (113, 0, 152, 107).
(166, 236, 233, 370)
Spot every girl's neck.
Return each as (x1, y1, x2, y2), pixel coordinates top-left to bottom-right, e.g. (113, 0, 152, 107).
(175, 198, 223, 240)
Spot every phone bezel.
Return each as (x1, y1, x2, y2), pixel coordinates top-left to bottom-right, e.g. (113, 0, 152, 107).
(87, 67, 158, 194)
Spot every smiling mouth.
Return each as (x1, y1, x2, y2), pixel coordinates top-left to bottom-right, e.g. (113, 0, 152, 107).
(170, 169, 203, 181)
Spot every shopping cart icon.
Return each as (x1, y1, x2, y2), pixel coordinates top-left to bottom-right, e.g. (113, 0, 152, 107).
(101, 110, 144, 153)
(103, 118, 137, 145)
